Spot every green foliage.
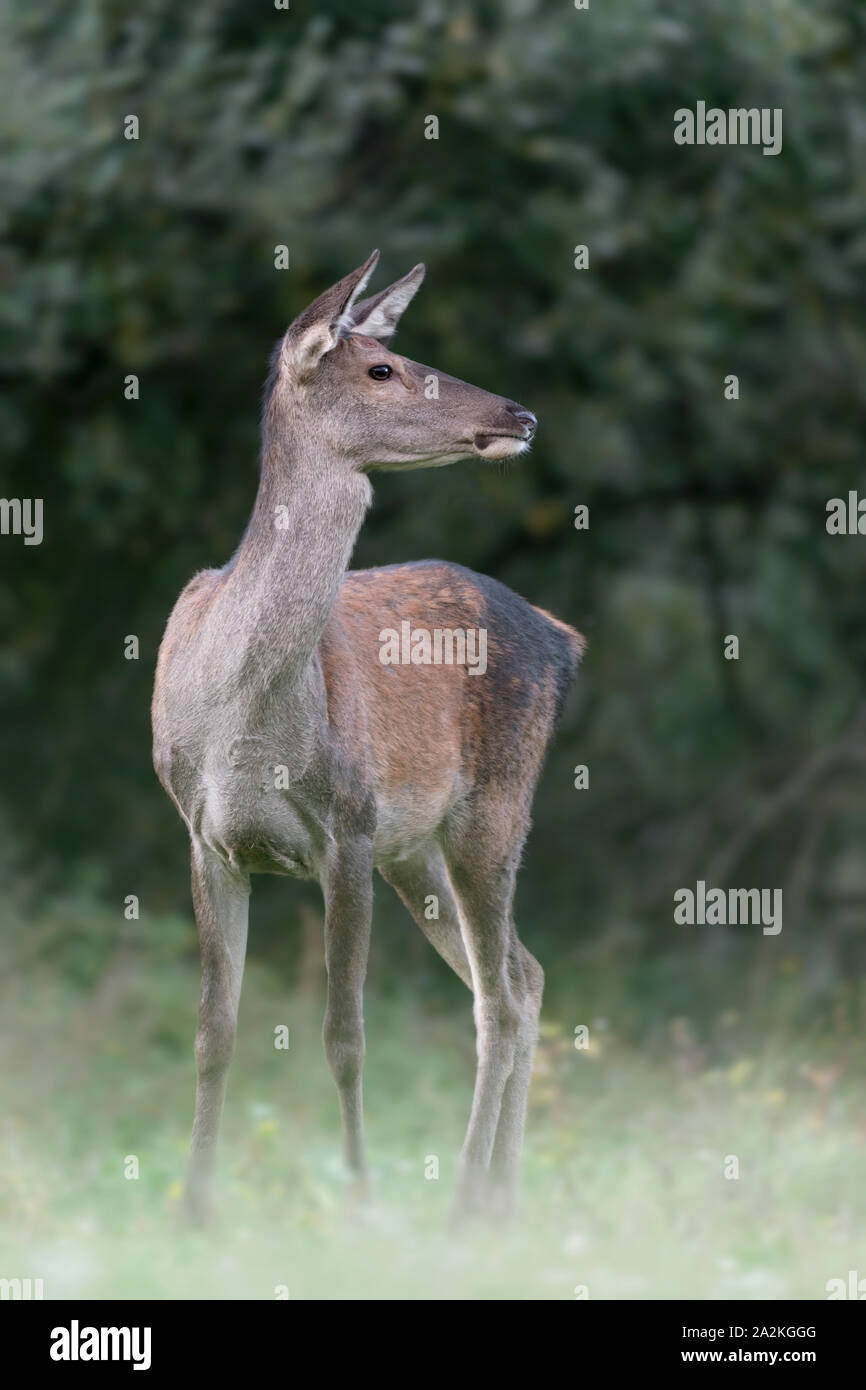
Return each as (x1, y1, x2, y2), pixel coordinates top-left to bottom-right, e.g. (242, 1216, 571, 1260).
(1, 0, 865, 982)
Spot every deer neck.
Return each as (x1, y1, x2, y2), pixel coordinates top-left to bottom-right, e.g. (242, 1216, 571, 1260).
(220, 425, 371, 701)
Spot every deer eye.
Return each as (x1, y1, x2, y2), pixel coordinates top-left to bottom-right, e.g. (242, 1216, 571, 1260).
(368, 365, 392, 381)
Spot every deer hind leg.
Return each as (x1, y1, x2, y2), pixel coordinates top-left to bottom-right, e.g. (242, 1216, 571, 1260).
(378, 844, 473, 990)
(382, 840, 540, 1222)
(322, 837, 374, 1190)
(185, 842, 250, 1226)
(441, 837, 528, 1224)
(487, 942, 543, 1217)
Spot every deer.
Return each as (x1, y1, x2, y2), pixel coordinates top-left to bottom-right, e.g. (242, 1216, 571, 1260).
(151, 251, 584, 1227)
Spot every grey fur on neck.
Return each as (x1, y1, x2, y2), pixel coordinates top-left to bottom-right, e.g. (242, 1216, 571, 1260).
(203, 426, 372, 703)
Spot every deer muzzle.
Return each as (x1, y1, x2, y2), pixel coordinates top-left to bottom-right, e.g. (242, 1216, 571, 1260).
(473, 408, 537, 458)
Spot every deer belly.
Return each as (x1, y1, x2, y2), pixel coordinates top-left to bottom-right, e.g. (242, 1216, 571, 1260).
(373, 781, 458, 859)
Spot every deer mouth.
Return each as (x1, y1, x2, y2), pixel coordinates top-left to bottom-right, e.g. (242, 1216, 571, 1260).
(473, 431, 531, 459)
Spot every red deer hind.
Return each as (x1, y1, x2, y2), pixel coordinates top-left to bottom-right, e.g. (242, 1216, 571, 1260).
(152, 252, 583, 1225)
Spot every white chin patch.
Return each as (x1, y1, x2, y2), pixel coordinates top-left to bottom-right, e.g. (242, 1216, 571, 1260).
(475, 435, 528, 461)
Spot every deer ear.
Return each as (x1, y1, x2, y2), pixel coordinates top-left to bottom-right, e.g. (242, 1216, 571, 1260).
(283, 250, 380, 377)
(348, 263, 425, 341)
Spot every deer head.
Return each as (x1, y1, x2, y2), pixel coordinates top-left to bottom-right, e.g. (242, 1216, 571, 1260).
(265, 250, 536, 470)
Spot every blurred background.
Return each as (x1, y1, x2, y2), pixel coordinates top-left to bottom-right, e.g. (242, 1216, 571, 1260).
(1, 0, 865, 1298)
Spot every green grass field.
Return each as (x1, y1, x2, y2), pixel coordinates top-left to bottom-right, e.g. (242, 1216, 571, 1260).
(1, 893, 864, 1300)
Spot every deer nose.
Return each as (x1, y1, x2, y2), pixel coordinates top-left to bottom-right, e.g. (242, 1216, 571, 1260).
(509, 406, 537, 438)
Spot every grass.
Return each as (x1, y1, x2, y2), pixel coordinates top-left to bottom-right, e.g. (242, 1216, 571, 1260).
(1, 894, 865, 1300)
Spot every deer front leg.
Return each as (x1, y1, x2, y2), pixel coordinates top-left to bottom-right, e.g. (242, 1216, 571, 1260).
(184, 842, 250, 1226)
(321, 836, 374, 1191)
